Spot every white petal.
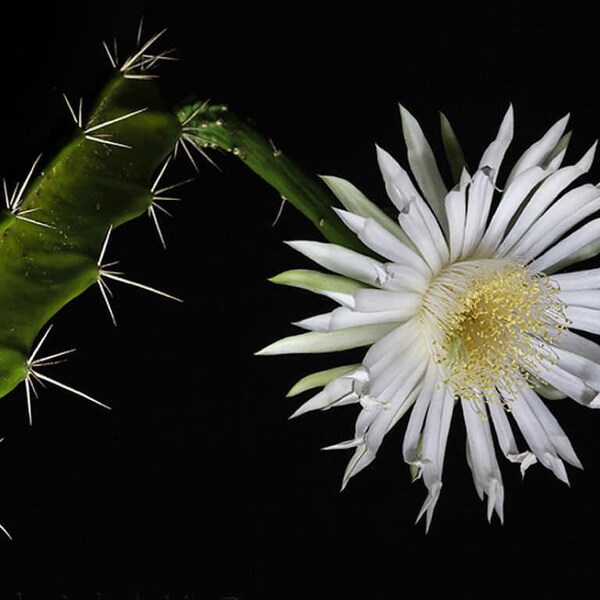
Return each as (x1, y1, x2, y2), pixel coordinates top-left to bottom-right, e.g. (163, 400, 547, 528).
(551, 267, 600, 291)
(341, 356, 427, 489)
(462, 400, 504, 522)
(417, 383, 455, 530)
(478, 105, 514, 183)
(560, 289, 600, 310)
(286, 240, 389, 287)
(502, 185, 600, 260)
(363, 317, 421, 376)
(402, 362, 438, 466)
(528, 217, 600, 273)
(461, 168, 496, 259)
(498, 146, 596, 256)
(353, 289, 422, 314)
(505, 114, 570, 186)
(376, 143, 423, 213)
(444, 176, 468, 263)
(488, 397, 537, 477)
(322, 175, 413, 245)
(565, 305, 600, 336)
(256, 322, 398, 355)
(334, 208, 429, 272)
(290, 376, 356, 418)
(399, 105, 449, 233)
(377, 146, 449, 272)
(294, 306, 411, 332)
(382, 263, 430, 293)
(530, 355, 600, 407)
(554, 329, 600, 365)
(506, 384, 576, 483)
(477, 167, 547, 256)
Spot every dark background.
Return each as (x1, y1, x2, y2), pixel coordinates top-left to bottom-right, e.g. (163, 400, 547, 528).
(1, 1, 600, 598)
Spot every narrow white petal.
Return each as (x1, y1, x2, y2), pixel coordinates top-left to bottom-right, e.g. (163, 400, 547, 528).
(363, 318, 421, 376)
(334, 208, 429, 271)
(294, 306, 411, 332)
(256, 322, 398, 355)
(498, 146, 596, 256)
(444, 178, 467, 263)
(502, 185, 600, 260)
(418, 383, 455, 530)
(353, 289, 422, 314)
(399, 105, 449, 232)
(460, 169, 496, 259)
(554, 329, 600, 364)
(505, 114, 570, 186)
(488, 397, 537, 476)
(551, 267, 600, 291)
(462, 400, 504, 522)
(343, 356, 428, 487)
(532, 355, 599, 407)
(286, 241, 389, 287)
(560, 289, 600, 310)
(565, 305, 600, 336)
(528, 217, 600, 273)
(506, 385, 574, 483)
(290, 376, 356, 418)
(403, 362, 438, 466)
(477, 167, 547, 256)
(478, 105, 514, 183)
(376, 145, 449, 271)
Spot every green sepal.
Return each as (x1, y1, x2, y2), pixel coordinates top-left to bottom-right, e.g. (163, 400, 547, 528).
(440, 112, 468, 184)
(286, 364, 361, 397)
(320, 175, 414, 249)
(269, 269, 365, 295)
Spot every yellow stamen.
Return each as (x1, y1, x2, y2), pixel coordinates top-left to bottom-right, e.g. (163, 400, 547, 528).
(421, 260, 567, 403)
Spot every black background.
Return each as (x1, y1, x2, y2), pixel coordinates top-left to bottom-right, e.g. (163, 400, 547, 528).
(1, 1, 600, 598)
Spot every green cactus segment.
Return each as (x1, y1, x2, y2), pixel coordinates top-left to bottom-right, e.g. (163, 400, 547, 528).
(177, 102, 368, 253)
(0, 76, 181, 399)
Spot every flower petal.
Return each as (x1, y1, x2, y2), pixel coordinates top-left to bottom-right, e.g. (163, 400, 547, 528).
(353, 288, 422, 314)
(503, 385, 569, 484)
(440, 112, 468, 183)
(497, 145, 597, 257)
(528, 217, 600, 273)
(462, 400, 504, 522)
(477, 105, 514, 184)
(552, 267, 600, 291)
(256, 322, 398, 355)
(333, 208, 429, 273)
(286, 240, 389, 287)
(321, 175, 413, 247)
(461, 168, 496, 259)
(444, 172, 468, 263)
(417, 383, 455, 531)
(294, 306, 411, 332)
(560, 289, 600, 310)
(488, 397, 537, 477)
(399, 105, 449, 232)
(505, 114, 570, 186)
(506, 186, 600, 261)
(565, 305, 600, 337)
(477, 167, 547, 256)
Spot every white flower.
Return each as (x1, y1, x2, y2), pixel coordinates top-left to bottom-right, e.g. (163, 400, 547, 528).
(257, 105, 600, 530)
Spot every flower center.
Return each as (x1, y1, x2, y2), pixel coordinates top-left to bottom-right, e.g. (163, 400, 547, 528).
(420, 259, 567, 402)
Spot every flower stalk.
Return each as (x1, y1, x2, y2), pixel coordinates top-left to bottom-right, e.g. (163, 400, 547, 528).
(177, 102, 369, 253)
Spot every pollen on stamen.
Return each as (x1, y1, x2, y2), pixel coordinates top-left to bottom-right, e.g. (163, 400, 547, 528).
(420, 260, 568, 405)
